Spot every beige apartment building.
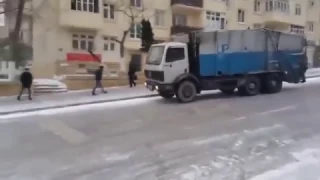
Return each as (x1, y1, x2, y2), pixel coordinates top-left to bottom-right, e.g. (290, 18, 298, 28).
(31, 0, 320, 80)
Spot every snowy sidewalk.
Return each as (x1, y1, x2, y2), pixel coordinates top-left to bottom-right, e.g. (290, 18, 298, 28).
(1, 68, 320, 115)
(0, 86, 156, 115)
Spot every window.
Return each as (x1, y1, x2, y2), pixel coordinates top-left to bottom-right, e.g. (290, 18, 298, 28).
(237, 9, 245, 23)
(154, 10, 165, 26)
(103, 4, 114, 19)
(295, 4, 301, 15)
(254, 0, 261, 12)
(205, 11, 226, 30)
(130, 0, 141, 7)
(266, 0, 289, 13)
(172, 14, 187, 26)
(130, 24, 142, 38)
(306, 21, 314, 32)
(165, 47, 185, 62)
(103, 36, 116, 51)
(130, 54, 142, 71)
(290, 25, 304, 35)
(71, 0, 99, 13)
(72, 34, 95, 50)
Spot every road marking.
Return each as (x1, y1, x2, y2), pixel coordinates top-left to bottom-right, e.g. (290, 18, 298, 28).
(258, 105, 297, 116)
(39, 120, 88, 144)
(234, 116, 247, 121)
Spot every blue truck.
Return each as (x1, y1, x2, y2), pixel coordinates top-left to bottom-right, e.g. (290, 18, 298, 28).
(144, 29, 307, 103)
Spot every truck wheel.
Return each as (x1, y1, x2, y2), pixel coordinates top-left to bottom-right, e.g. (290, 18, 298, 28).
(265, 74, 283, 94)
(159, 91, 174, 99)
(176, 80, 197, 103)
(219, 87, 236, 95)
(239, 76, 261, 96)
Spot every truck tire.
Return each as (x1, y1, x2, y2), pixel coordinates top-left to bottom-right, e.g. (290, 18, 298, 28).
(265, 74, 283, 94)
(175, 80, 197, 103)
(238, 76, 261, 96)
(159, 91, 174, 99)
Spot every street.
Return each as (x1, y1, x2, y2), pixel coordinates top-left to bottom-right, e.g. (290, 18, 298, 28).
(1, 79, 320, 179)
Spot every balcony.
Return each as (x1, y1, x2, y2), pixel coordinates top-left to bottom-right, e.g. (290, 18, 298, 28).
(263, 12, 305, 27)
(171, 0, 203, 12)
(170, 25, 202, 35)
(59, 11, 103, 30)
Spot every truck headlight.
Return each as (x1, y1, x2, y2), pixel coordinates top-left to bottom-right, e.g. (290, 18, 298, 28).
(155, 86, 159, 90)
(144, 82, 147, 86)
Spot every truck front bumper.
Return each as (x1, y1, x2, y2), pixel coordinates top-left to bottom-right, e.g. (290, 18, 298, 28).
(145, 80, 174, 92)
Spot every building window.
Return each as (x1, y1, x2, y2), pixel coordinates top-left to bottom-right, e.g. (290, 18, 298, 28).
(103, 36, 116, 51)
(130, 0, 141, 7)
(295, 4, 301, 15)
(266, 0, 289, 13)
(130, 24, 142, 38)
(306, 21, 314, 32)
(172, 14, 187, 26)
(254, 0, 261, 12)
(103, 4, 114, 19)
(130, 54, 142, 71)
(237, 9, 245, 23)
(154, 10, 165, 26)
(205, 11, 225, 30)
(290, 25, 304, 35)
(71, 0, 99, 13)
(72, 34, 95, 50)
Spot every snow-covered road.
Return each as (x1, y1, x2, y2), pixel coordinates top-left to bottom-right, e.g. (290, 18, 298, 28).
(1, 78, 320, 179)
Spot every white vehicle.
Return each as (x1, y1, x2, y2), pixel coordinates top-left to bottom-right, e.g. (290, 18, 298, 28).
(144, 29, 307, 103)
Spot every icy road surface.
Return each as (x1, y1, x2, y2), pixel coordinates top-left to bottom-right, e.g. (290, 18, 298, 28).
(1, 78, 320, 179)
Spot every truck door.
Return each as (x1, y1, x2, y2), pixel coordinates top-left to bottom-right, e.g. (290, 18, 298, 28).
(163, 46, 189, 83)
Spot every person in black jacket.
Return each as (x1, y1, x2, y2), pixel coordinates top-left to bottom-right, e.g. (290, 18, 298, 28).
(128, 61, 136, 87)
(17, 67, 33, 100)
(92, 65, 107, 95)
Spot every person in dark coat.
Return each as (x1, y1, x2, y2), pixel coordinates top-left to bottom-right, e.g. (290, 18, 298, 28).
(299, 54, 308, 83)
(128, 61, 136, 87)
(92, 65, 107, 95)
(17, 67, 33, 100)
(299, 39, 308, 83)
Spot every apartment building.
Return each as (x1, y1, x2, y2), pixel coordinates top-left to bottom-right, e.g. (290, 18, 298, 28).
(31, 0, 320, 78)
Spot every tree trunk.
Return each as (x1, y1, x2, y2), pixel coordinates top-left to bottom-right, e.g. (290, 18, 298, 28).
(10, 0, 25, 66)
(120, 43, 125, 58)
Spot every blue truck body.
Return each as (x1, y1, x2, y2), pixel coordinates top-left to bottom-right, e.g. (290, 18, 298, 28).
(173, 29, 306, 83)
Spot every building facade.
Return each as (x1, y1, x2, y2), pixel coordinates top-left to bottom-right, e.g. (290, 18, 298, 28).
(31, 0, 320, 78)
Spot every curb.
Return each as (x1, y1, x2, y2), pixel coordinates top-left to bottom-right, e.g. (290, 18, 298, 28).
(0, 94, 158, 116)
(1, 75, 320, 116)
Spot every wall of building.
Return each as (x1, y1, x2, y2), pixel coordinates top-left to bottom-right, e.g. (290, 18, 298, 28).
(30, 0, 320, 80)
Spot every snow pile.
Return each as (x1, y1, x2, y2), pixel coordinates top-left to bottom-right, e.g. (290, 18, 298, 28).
(33, 79, 67, 94)
(250, 148, 320, 180)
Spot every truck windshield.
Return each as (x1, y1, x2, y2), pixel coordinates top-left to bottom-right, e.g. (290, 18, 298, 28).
(146, 46, 165, 65)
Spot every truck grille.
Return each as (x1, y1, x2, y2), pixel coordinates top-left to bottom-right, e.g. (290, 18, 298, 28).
(144, 70, 164, 81)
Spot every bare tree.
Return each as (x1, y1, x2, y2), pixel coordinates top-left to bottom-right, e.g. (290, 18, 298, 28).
(0, 0, 27, 65)
(106, 0, 147, 58)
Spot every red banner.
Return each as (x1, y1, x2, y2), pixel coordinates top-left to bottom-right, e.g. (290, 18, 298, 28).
(66, 53, 101, 62)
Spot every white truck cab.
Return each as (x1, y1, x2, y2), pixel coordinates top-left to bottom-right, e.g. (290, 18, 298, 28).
(144, 42, 190, 92)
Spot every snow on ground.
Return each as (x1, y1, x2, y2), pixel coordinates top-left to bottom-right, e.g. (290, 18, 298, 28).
(249, 149, 320, 180)
(33, 79, 66, 88)
(0, 97, 160, 121)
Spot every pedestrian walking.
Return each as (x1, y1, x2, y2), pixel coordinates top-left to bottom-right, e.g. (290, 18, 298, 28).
(299, 39, 308, 83)
(128, 61, 137, 88)
(92, 65, 108, 95)
(17, 67, 33, 101)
